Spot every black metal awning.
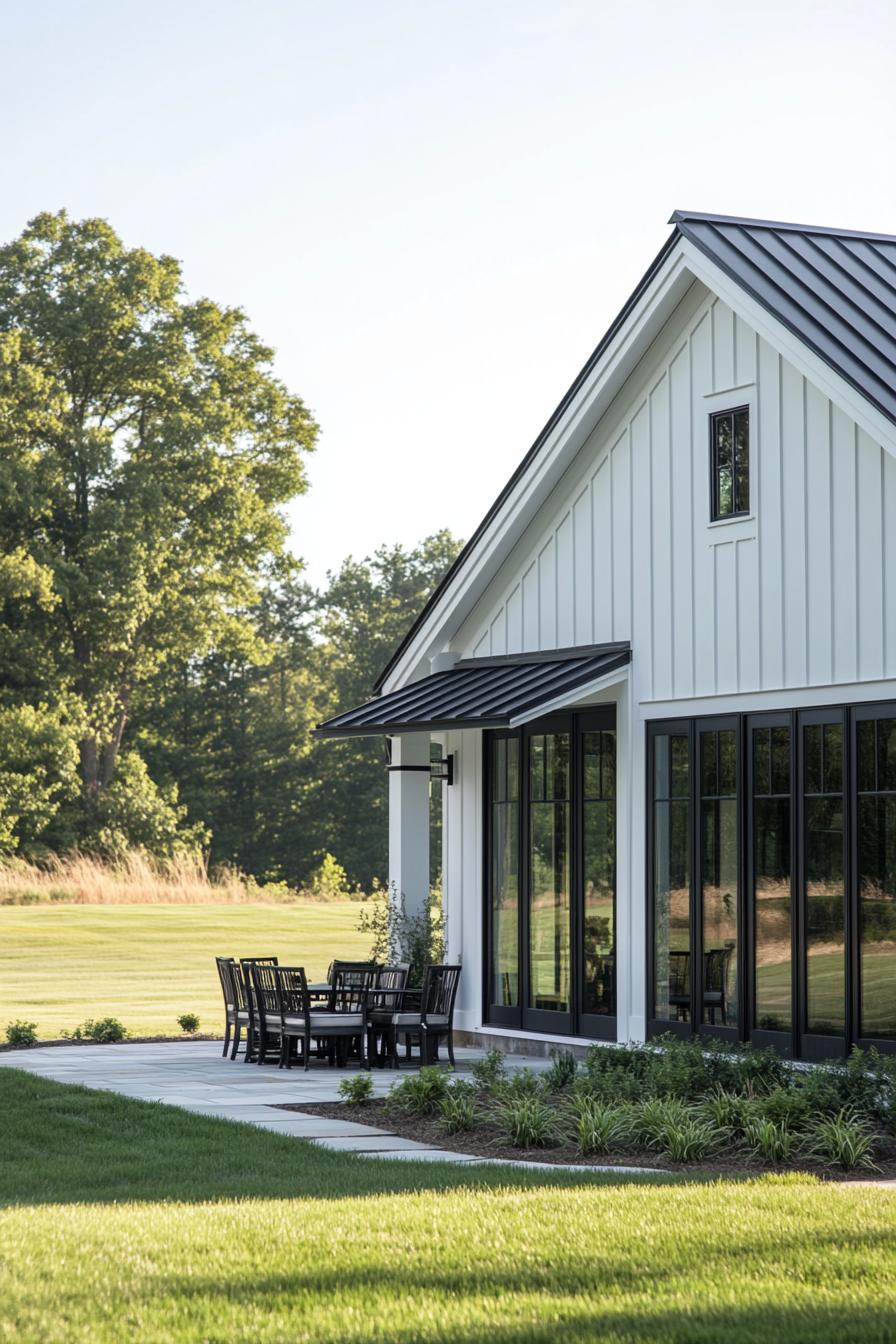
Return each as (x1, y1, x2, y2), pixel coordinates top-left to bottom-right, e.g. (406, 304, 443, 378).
(314, 643, 630, 738)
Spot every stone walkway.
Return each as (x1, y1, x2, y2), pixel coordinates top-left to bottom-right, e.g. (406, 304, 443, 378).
(1, 1038, 621, 1169)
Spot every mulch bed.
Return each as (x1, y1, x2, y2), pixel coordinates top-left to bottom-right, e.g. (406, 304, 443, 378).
(280, 1098, 896, 1182)
(0, 1034, 223, 1052)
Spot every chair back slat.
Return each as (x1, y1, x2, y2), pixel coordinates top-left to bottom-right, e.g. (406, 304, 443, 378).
(422, 964, 461, 1020)
(249, 961, 281, 1018)
(215, 956, 236, 1007)
(331, 961, 378, 1013)
(273, 966, 310, 1017)
(371, 963, 408, 1008)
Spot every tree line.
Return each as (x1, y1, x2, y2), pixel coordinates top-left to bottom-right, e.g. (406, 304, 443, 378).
(0, 210, 461, 887)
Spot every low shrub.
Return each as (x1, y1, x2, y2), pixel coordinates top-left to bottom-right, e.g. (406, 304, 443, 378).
(470, 1047, 506, 1092)
(756, 1086, 812, 1131)
(5, 1020, 38, 1047)
(386, 1066, 451, 1117)
(743, 1117, 798, 1165)
(71, 1017, 127, 1044)
(502, 1067, 543, 1097)
(543, 1050, 578, 1093)
(338, 1074, 374, 1106)
(802, 1108, 879, 1172)
(495, 1094, 560, 1148)
(733, 1043, 788, 1093)
(176, 1013, 200, 1034)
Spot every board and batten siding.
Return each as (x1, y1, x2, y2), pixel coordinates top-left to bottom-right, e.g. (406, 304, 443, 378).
(460, 294, 896, 703)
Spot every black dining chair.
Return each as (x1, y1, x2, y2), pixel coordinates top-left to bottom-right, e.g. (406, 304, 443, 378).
(273, 965, 372, 1071)
(380, 964, 462, 1067)
(366, 964, 410, 1066)
(239, 956, 279, 1063)
(215, 957, 245, 1058)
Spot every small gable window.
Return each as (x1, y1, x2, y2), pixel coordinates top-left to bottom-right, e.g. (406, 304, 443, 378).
(710, 406, 749, 521)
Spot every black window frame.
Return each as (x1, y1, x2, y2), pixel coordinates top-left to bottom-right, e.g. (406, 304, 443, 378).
(483, 708, 617, 1041)
(647, 701, 896, 1061)
(709, 405, 750, 522)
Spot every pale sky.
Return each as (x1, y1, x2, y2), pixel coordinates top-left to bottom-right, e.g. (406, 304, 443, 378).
(3, 0, 896, 584)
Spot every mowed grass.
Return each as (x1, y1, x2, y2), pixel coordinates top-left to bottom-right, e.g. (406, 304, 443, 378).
(0, 902, 370, 1039)
(2, 1071, 896, 1343)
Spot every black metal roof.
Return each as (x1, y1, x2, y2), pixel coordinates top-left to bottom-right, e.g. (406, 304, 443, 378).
(673, 209, 896, 425)
(375, 209, 896, 694)
(315, 643, 630, 738)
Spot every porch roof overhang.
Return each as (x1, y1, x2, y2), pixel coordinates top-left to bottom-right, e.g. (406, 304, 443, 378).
(313, 643, 630, 739)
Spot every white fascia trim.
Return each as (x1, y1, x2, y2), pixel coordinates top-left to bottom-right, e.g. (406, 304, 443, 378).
(508, 663, 629, 727)
(643, 677, 896, 719)
(680, 240, 896, 459)
(381, 246, 695, 694)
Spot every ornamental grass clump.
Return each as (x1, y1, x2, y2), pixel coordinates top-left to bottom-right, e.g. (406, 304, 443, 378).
(386, 1066, 452, 1117)
(567, 1095, 630, 1156)
(438, 1083, 478, 1135)
(494, 1094, 559, 1148)
(742, 1117, 798, 1165)
(652, 1114, 722, 1163)
(633, 1097, 691, 1147)
(803, 1108, 880, 1172)
(697, 1086, 750, 1137)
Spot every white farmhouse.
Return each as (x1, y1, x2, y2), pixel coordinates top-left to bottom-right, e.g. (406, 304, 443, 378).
(318, 211, 896, 1061)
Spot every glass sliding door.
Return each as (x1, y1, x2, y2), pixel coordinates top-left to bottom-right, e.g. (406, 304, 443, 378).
(649, 724, 693, 1035)
(486, 734, 520, 1025)
(799, 711, 847, 1058)
(579, 715, 617, 1038)
(855, 708, 896, 1044)
(525, 726, 572, 1032)
(697, 721, 740, 1037)
(485, 709, 618, 1039)
(750, 716, 794, 1053)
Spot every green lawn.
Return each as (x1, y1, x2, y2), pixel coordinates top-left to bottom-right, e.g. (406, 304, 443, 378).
(0, 902, 370, 1039)
(1, 1071, 896, 1343)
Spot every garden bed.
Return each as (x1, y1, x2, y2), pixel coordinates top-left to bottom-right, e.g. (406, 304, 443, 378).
(282, 1037, 896, 1180)
(0, 1033, 222, 1052)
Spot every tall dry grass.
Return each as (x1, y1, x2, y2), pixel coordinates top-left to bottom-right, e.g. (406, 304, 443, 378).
(0, 851, 306, 906)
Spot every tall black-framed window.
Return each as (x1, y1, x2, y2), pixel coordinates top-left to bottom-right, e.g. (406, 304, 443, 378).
(854, 705, 896, 1044)
(486, 733, 520, 1020)
(749, 715, 794, 1054)
(484, 708, 617, 1039)
(648, 701, 896, 1060)
(710, 406, 749, 520)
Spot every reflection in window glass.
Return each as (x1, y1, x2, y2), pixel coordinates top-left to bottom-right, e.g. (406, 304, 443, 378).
(528, 733, 570, 1013)
(490, 737, 519, 1007)
(752, 725, 792, 1032)
(653, 733, 691, 1022)
(582, 731, 615, 1016)
(804, 719, 845, 1037)
(858, 718, 896, 1040)
(700, 730, 738, 1026)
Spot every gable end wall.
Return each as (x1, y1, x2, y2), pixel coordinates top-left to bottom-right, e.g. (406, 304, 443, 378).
(455, 293, 896, 705)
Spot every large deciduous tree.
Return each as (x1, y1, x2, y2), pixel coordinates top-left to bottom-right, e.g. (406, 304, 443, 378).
(0, 211, 317, 825)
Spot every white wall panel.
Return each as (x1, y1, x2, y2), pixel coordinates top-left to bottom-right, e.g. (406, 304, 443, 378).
(460, 293, 896, 702)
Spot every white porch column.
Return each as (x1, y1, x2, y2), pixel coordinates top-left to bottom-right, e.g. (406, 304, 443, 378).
(388, 732, 431, 926)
